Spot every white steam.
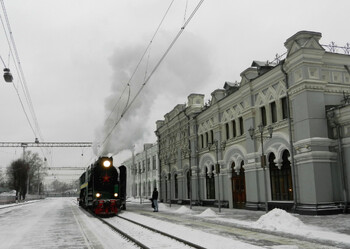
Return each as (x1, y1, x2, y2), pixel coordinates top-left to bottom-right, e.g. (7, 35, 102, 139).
(94, 31, 213, 158)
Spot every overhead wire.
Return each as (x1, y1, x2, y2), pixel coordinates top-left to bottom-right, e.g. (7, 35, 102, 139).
(0, 54, 5, 67)
(0, 0, 48, 161)
(99, 0, 205, 153)
(104, 0, 175, 124)
(0, 0, 44, 141)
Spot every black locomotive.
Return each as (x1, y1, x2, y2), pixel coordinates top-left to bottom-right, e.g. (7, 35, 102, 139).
(79, 156, 126, 215)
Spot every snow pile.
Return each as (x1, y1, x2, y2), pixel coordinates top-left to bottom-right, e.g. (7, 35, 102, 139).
(253, 208, 305, 231)
(197, 208, 217, 217)
(175, 205, 195, 214)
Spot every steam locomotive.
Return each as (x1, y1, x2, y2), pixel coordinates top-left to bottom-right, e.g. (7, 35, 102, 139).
(79, 156, 126, 215)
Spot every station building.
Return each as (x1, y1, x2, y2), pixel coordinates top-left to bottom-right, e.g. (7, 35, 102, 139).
(125, 31, 350, 215)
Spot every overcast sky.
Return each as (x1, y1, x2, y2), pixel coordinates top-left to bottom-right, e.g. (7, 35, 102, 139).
(0, 0, 349, 170)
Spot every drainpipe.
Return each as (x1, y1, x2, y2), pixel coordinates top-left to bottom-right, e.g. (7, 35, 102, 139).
(194, 114, 201, 205)
(281, 60, 298, 212)
(183, 111, 193, 209)
(155, 131, 162, 202)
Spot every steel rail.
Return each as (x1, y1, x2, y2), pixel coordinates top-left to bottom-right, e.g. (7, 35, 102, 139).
(114, 215, 206, 249)
(96, 216, 150, 249)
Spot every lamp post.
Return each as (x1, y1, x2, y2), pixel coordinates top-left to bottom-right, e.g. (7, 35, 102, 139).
(167, 158, 172, 208)
(248, 123, 273, 213)
(209, 140, 226, 213)
(139, 165, 143, 205)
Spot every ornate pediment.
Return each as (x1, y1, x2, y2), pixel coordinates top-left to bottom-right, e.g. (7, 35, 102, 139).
(285, 30, 324, 56)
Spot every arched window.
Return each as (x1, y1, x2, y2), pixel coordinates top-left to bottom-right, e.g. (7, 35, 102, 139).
(232, 120, 237, 138)
(153, 179, 157, 190)
(187, 170, 191, 199)
(205, 132, 209, 147)
(225, 123, 230, 140)
(206, 166, 215, 199)
(148, 180, 151, 196)
(174, 174, 178, 199)
(270, 151, 293, 200)
(143, 181, 146, 197)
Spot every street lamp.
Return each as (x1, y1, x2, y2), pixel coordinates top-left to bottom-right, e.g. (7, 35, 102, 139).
(248, 123, 273, 213)
(139, 165, 144, 204)
(166, 157, 172, 208)
(208, 140, 226, 213)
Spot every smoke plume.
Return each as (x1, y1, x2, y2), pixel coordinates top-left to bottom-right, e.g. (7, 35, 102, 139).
(94, 31, 213, 158)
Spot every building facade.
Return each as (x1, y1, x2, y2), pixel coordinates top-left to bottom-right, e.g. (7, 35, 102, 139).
(122, 143, 159, 200)
(126, 31, 350, 214)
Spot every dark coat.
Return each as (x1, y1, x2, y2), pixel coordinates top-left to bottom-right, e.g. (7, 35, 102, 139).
(152, 190, 158, 200)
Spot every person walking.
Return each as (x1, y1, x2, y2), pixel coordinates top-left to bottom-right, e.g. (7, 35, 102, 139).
(152, 187, 158, 212)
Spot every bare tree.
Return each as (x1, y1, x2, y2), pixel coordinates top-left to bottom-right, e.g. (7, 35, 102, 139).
(0, 169, 6, 187)
(6, 159, 28, 200)
(25, 151, 47, 195)
(6, 151, 47, 198)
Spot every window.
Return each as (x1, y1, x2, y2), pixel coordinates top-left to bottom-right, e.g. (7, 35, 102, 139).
(270, 101, 277, 123)
(281, 97, 288, 119)
(153, 180, 157, 190)
(210, 130, 214, 144)
(239, 117, 244, 135)
(232, 120, 237, 138)
(152, 155, 156, 170)
(174, 174, 178, 199)
(205, 132, 209, 147)
(260, 106, 267, 126)
(200, 134, 204, 148)
(225, 123, 230, 140)
(187, 171, 191, 199)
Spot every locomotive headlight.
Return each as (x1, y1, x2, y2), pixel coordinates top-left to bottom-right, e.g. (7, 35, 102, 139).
(96, 193, 101, 198)
(103, 160, 111, 168)
(114, 193, 118, 197)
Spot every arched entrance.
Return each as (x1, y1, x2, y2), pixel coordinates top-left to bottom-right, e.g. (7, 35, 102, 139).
(231, 161, 246, 208)
(186, 171, 191, 199)
(206, 166, 215, 199)
(174, 174, 178, 199)
(270, 150, 293, 200)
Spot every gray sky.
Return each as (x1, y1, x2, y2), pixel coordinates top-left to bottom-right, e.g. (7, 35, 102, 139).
(0, 0, 349, 169)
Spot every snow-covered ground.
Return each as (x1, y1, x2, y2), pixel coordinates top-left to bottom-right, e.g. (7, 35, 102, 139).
(125, 197, 350, 248)
(0, 197, 349, 248)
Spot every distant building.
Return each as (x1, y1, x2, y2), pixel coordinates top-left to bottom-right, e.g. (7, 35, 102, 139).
(126, 31, 350, 214)
(121, 143, 159, 199)
(44, 167, 85, 185)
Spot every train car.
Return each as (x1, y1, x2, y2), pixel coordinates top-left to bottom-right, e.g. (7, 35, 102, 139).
(79, 156, 126, 215)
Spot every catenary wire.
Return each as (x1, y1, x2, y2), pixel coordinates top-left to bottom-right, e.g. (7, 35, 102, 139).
(0, 0, 48, 161)
(104, 0, 175, 124)
(0, 0, 44, 142)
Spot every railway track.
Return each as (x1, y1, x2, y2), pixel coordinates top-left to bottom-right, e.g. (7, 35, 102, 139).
(97, 215, 205, 249)
(133, 209, 347, 249)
